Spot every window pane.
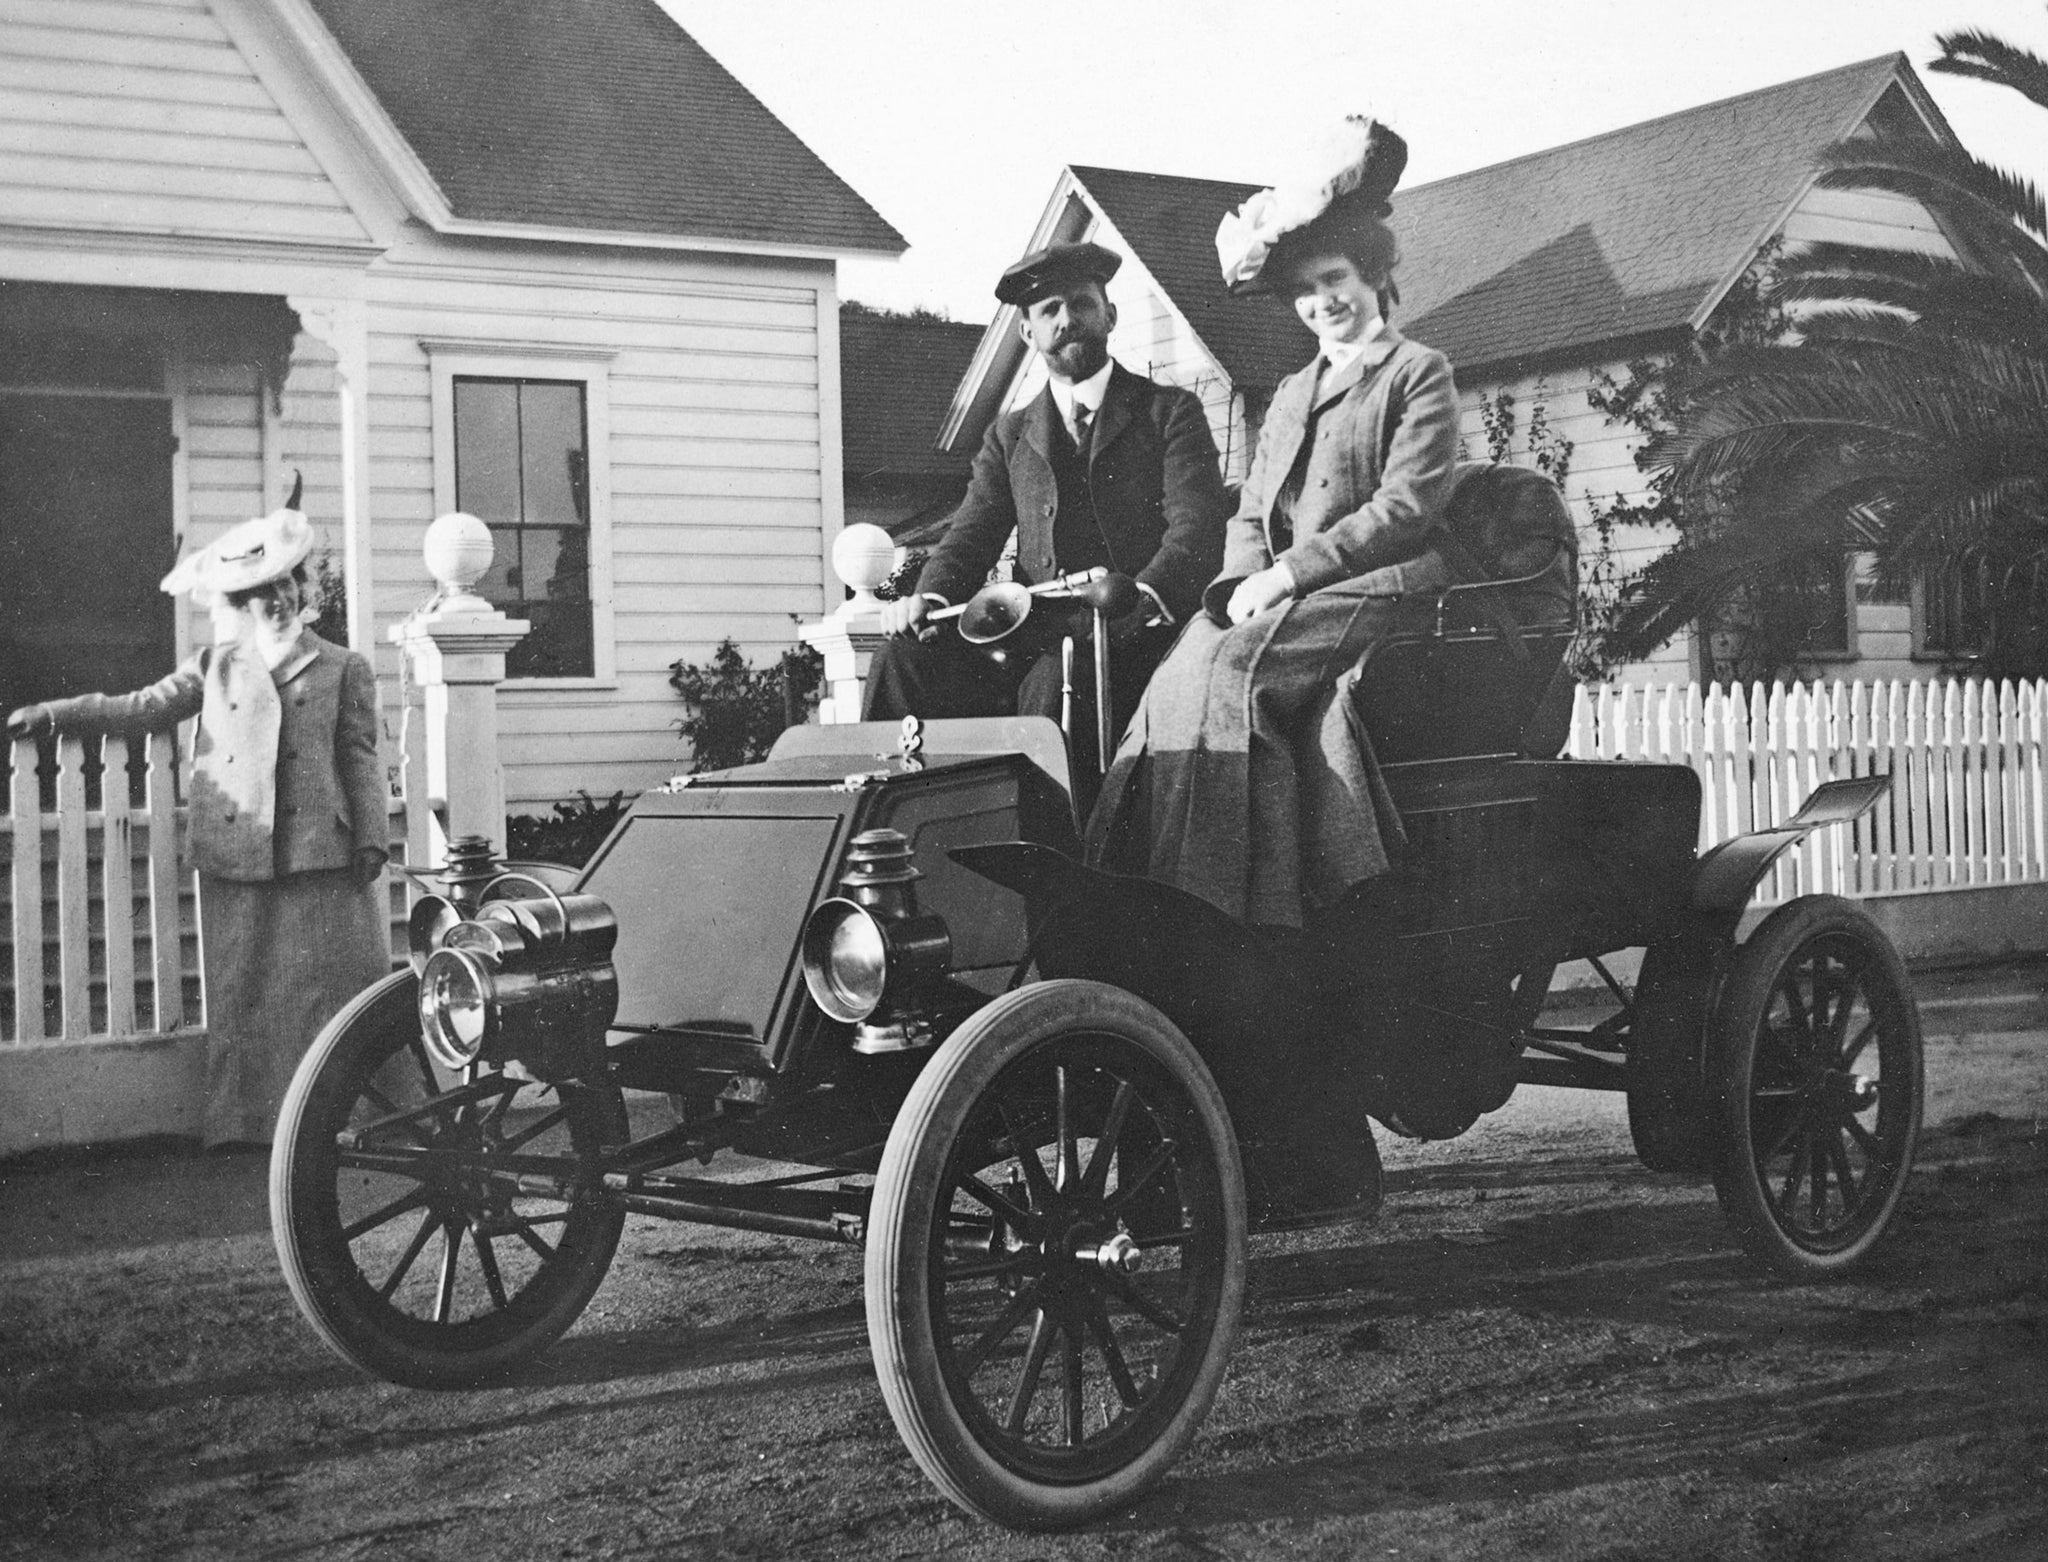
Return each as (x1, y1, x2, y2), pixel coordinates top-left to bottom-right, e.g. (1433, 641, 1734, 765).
(518, 382, 587, 526)
(454, 379, 521, 525)
(521, 526, 588, 604)
(510, 596, 594, 679)
(452, 374, 597, 678)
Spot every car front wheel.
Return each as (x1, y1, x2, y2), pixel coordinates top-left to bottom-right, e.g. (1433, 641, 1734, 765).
(270, 972, 627, 1387)
(865, 980, 1247, 1530)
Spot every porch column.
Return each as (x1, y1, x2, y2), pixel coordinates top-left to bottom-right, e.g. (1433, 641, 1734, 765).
(391, 514, 530, 855)
(798, 522, 894, 722)
(287, 294, 375, 652)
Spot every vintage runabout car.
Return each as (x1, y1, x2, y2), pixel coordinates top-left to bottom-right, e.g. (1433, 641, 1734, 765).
(269, 577, 1922, 1531)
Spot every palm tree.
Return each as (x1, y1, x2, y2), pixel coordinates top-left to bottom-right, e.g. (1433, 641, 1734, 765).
(1603, 25, 2048, 676)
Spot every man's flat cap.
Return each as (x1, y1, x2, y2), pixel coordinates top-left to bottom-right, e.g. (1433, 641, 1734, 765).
(995, 240, 1122, 307)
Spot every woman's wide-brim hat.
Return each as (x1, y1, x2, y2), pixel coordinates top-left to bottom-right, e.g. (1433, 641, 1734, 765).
(1217, 117, 1408, 295)
(161, 505, 314, 603)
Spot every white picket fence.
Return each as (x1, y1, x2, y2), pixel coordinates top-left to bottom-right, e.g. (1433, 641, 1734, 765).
(1566, 677, 2048, 905)
(4, 722, 421, 1045)
(4, 729, 199, 1045)
(6, 676, 2043, 1045)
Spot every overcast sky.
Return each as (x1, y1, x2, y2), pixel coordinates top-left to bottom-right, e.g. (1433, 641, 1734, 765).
(658, 0, 2048, 323)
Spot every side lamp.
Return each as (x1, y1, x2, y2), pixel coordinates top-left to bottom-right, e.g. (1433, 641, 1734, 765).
(801, 828, 952, 1053)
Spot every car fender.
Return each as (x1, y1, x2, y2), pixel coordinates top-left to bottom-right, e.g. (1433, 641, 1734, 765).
(1688, 773, 1891, 916)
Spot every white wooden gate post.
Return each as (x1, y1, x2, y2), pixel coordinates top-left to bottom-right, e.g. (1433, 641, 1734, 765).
(798, 521, 895, 723)
(390, 513, 529, 856)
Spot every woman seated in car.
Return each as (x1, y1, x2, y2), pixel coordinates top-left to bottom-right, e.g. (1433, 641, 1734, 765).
(1086, 117, 1569, 932)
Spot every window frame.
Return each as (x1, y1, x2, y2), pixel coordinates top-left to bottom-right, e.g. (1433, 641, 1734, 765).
(426, 343, 616, 688)
(1912, 561, 1993, 663)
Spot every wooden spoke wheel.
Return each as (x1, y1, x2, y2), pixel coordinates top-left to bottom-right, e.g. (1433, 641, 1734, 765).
(270, 972, 627, 1387)
(1708, 897, 1923, 1278)
(866, 981, 1246, 1530)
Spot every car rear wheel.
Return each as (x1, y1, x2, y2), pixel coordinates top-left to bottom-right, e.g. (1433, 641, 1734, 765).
(1708, 896, 1922, 1278)
(866, 980, 1246, 1530)
(270, 971, 627, 1387)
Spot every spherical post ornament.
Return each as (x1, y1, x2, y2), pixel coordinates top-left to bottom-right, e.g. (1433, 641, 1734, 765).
(832, 522, 900, 618)
(422, 511, 495, 608)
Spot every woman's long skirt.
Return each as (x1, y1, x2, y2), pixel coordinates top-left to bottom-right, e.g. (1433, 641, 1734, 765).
(199, 869, 389, 1146)
(1084, 564, 1441, 929)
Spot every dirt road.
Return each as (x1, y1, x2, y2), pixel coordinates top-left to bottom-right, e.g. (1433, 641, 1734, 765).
(3, 966, 2045, 1561)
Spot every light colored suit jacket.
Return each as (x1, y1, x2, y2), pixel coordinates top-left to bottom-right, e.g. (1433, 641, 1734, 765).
(39, 632, 385, 882)
(1212, 328, 1460, 613)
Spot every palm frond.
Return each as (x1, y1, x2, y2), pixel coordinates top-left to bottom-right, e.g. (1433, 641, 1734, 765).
(1818, 132, 2048, 242)
(1931, 28, 2048, 116)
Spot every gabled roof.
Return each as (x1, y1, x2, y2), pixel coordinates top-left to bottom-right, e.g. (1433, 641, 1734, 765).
(840, 307, 985, 479)
(1071, 166, 1301, 391)
(1075, 54, 1944, 381)
(305, 0, 904, 255)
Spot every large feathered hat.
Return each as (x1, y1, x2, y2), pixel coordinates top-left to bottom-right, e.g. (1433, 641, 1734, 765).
(161, 471, 314, 603)
(1216, 117, 1408, 295)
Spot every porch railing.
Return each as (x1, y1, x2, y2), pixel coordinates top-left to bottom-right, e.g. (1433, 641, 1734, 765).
(4, 728, 199, 1043)
(1566, 676, 2048, 905)
(4, 724, 417, 1045)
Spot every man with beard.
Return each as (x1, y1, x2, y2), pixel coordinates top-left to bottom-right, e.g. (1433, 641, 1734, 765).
(863, 241, 1230, 780)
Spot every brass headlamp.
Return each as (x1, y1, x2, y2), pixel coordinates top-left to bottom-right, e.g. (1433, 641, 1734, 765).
(414, 874, 620, 1075)
(800, 828, 951, 1052)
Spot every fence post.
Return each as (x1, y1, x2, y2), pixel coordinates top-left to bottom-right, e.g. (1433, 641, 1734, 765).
(389, 513, 530, 857)
(799, 521, 894, 724)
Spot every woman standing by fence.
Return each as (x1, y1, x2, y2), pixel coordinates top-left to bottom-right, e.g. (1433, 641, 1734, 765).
(6, 501, 387, 1149)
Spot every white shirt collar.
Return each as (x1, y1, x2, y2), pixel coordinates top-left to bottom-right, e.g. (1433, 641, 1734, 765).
(1320, 316, 1390, 379)
(1048, 359, 1115, 421)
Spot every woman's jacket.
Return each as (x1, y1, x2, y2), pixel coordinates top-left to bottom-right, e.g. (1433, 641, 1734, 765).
(1210, 327, 1459, 613)
(37, 632, 384, 882)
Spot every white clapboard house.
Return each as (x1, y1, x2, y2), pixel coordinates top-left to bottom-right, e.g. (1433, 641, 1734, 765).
(941, 54, 1966, 685)
(0, 0, 903, 807)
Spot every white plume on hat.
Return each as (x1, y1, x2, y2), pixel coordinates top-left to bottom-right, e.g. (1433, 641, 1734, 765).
(1217, 115, 1406, 293)
(161, 472, 315, 604)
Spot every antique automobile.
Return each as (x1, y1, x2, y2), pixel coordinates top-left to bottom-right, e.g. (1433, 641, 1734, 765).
(268, 562, 1922, 1532)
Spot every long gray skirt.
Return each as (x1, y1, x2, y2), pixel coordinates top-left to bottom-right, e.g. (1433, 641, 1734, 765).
(1084, 565, 1441, 929)
(199, 869, 389, 1146)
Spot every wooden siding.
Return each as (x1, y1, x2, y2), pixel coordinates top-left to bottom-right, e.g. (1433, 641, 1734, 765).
(1779, 183, 1957, 259)
(0, 0, 370, 247)
(350, 261, 833, 809)
(1453, 359, 1694, 685)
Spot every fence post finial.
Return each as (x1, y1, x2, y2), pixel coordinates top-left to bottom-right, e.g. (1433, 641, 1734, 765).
(390, 514, 529, 858)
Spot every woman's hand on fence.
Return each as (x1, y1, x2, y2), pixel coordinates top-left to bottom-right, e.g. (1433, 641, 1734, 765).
(5, 705, 50, 740)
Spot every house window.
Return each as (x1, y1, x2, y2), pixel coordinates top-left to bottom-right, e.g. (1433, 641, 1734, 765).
(1754, 554, 1855, 659)
(1917, 561, 1992, 659)
(427, 346, 614, 684)
(456, 377, 591, 677)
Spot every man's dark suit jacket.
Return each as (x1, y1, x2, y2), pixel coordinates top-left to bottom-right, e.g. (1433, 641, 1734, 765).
(916, 362, 1229, 624)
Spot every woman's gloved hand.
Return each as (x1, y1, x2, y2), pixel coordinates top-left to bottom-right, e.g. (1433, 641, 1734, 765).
(5, 705, 51, 740)
(1225, 562, 1296, 625)
(351, 846, 389, 888)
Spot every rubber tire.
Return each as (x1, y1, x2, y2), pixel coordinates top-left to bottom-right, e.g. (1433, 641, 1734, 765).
(270, 971, 628, 1387)
(866, 980, 1247, 1530)
(1626, 938, 1718, 1174)
(1708, 896, 1923, 1279)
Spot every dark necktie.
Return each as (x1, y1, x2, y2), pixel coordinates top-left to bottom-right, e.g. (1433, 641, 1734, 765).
(1071, 402, 1093, 455)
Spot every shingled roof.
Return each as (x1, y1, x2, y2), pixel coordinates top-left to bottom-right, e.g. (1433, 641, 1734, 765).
(307, 0, 904, 254)
(1076, 54, 1942, 382)
(840, 308, 985, 479)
